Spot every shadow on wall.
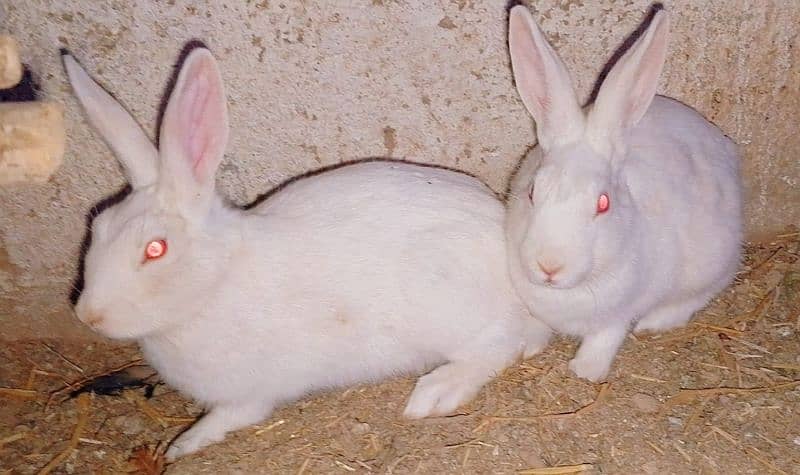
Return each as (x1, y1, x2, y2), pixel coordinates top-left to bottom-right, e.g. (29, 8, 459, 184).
(0, 65, 40, 103)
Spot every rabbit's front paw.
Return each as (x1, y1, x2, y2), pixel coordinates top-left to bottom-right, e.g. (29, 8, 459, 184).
(403, 362, 489, 419)
(568, 326, 628, 382)
(568, 355, 610, 382)
(165, 403, 272, 461)
(166, 425, 224, 461)
(522, 317, 552, 359)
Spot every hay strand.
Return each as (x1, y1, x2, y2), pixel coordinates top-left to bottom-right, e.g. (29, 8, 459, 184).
(709, 427, 788, 475)
(37, 392, 90, 475)
(517, 463, 594, 474)
(665, 380, 800, 409)
(0, 432, 27, 448)
(476, 384, 611, 432)
(296, 458, 311, 475)
(0, 387, 39, 400)
(690, 322, 744, 336)
(40, 343, 84, 374)
(123, 392, 195, 428)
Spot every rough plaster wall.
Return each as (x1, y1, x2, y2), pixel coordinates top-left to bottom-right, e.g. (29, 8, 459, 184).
(0, 0, 798, 339)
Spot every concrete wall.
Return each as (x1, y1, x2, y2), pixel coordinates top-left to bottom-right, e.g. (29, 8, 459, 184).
(1, 0, 798, 339)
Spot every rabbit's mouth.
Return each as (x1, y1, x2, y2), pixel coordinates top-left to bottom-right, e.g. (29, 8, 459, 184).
(529, 273, 558, 287)
(533, 277, 568, 289)
(528, 258, 565, 287)
(527, 264, 589, 290)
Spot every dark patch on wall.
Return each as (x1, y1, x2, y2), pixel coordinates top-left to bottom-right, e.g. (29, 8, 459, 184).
(438, 16, 457, 30)
(383, 126, 397, 156)
(0, 66, 40, 102)
(0, 237, 18, 280)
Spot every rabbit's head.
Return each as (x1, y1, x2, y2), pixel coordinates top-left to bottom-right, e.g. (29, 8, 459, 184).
(67, 48, 233, 339)
(506, 6, 669, 289)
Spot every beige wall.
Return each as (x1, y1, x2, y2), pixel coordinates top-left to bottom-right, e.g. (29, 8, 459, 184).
(1, 0, 798, 339)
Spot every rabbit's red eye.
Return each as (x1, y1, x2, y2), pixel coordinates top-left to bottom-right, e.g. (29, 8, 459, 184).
(145, 239, 167, 260)
(596, 193, 610, 214)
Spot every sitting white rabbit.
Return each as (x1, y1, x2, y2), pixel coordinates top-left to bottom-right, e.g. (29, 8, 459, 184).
(65, 47, 550, 459)
(505, 6, 742, 382)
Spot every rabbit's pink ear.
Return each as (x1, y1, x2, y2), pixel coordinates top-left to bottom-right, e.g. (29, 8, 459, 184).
(508, 5, 584, 151)
(159, 48, 228, 205)
(589, 10, 669, 140)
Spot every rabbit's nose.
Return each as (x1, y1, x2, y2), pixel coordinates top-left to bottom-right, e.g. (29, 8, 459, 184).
(537, 261, 563, 280)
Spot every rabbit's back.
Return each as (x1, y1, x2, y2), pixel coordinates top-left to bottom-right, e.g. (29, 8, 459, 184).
(251, 160, 503, 226)
(248, 161, 512, 303)
(627, 96, 741, 226)
(626, 96, 742, 289)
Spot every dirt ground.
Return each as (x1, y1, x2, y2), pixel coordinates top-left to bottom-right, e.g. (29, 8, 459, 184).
(1, 233, 799, 474)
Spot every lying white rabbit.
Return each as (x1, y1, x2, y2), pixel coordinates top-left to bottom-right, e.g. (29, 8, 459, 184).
(505, 6, 743, 382)
(65, 48, 550, 459)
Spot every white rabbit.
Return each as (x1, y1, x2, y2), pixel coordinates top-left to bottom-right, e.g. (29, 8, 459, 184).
(65, 48, 550, 460)
(505, 6, 742, 382)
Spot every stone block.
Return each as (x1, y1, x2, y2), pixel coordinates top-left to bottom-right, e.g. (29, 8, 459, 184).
(0, 36, 23, 89)
(0, 102, 65, 185)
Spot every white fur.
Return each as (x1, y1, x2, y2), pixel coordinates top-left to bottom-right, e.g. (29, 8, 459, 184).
(506, 7, 742, 382)
(65, 49, 551, 460)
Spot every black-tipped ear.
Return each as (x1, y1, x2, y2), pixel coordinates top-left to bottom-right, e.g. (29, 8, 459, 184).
(588, 9, 670, 136)
(157, 48, 228, 207)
